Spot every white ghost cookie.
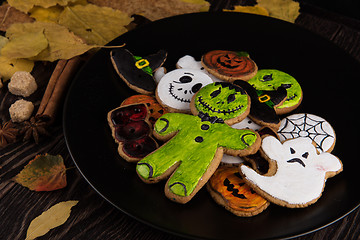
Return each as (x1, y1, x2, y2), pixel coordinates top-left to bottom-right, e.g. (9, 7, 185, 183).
(240, 136, 343, 208)
(155, 68, 213, 112)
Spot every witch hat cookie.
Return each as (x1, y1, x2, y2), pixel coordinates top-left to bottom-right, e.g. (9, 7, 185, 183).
(111, 48, 167, 94)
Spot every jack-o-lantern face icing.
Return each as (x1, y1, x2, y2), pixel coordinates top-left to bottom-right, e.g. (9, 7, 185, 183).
(201, 50, 258, 81)
(156, 69, 213, 112)
(247, 69, 303, 114)
(193, 82, 249, 123)
(121, 95, 168, 126)
(207, 166, 269, 217)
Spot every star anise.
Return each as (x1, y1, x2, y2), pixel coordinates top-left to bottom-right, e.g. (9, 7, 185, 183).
(0, 121, 18, 147)
(20, 116, 51, 144)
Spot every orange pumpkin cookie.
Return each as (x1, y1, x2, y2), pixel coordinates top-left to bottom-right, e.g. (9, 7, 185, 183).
(121, 95, 168, 126)
(201, 50, 258, 82)
(207, 165, 269, 217)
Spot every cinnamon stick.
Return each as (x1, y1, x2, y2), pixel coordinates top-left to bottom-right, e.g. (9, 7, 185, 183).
(36, 56, 83, 122)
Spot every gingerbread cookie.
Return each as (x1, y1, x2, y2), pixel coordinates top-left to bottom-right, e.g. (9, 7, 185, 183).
(247, 69, 303, 114)
(136, 82, 260, 204)
(234, 80, 287, 130)
(110, 48, 167, 94)
(277, 113, 336, 153)
(240, 136, 343, 208)
(107, 104, 158, 162)
(201, 50, 258, 82)
(207, 166, 270, 217)
(155, 68, 213, 113)
(121, 94, 168, 126)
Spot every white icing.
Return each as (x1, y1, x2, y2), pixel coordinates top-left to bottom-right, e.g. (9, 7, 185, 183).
(230, 117, 261, 131)
(240, 136, 342, 205)
(156, 68, 212, 111)
(221, 117, 261, 164)
(278, 113, 336, 153)
(154, 67, 166, 84)
(176, 55, 223, 82)
(221, 154, 244, 165)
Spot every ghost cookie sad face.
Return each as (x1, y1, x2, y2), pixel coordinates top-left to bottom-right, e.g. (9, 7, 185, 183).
(156, 69, 213, 112)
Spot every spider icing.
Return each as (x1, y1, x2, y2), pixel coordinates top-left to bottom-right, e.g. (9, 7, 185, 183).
(240, 136, 342, 207)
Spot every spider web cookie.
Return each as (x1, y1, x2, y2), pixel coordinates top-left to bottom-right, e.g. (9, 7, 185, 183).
(277, 113, 336, 153)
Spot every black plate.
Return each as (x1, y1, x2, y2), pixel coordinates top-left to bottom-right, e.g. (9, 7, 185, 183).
(63, 12, 360, 240)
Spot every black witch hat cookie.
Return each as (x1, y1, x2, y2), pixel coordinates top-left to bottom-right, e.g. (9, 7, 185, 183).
(234, 80, 287, 130)
(110, 48, 167, 94)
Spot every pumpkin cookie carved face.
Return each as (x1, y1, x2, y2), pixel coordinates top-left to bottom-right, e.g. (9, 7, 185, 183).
(207, 166, 270, 217)
(201, 50, 258, 82)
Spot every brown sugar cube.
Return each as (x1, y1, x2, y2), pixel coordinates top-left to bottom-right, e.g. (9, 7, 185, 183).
(9, 99, 34, 123)
(8, 71, 37, 97)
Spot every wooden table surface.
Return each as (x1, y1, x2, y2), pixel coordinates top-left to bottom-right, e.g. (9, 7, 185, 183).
(1, 1, 360, 239)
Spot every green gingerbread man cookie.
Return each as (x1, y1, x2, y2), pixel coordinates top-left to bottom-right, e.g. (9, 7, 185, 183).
(247, 69, 303, 114)
(136, 82, 260, 203)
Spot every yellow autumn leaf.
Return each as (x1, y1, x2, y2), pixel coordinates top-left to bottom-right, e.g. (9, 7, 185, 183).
(0, 36, 9, 50)
(29, 6, 64, 23)
(7, 0, 79, 13)
(1, 29, 48, 59)
(257, 0, 300, 23)
(5, 22, 97, 61)
(26, 200, 78, 240)
(58, 4, 133, 45)
(224, 5, 269, 16)
(0, 56, 34, 81)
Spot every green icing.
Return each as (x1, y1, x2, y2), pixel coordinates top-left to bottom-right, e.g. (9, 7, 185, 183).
(133, 55, 153, 76)
(136, 113, 257, 197)
(247, 69, 302, 109)
(194, 82, 249, 121)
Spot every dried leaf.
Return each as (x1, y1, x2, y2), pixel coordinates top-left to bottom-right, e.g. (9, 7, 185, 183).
(257, 0, 300, 23)
(4, 22, 97, 61)
(0, 36, 9, 49)
(58, 4, 133, 45)
(26, 200, 78, 240)
(88, 0, 210, 21)
(1, 29, 48, 59)
(0, 4, 35, 32)
(7, 0, 79, 13)
(0, 56, 34, 81)
(14, 154, 67, 191)
(224, 6, 269, 16)
(29, 6, 64, 23)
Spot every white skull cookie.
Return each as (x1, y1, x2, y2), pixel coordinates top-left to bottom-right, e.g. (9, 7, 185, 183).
(240, 136, 343, 208)
(155, 68, 213, 112)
